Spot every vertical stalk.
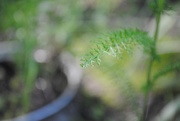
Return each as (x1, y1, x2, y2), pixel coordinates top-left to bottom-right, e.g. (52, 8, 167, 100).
(140, 0, 163, 120)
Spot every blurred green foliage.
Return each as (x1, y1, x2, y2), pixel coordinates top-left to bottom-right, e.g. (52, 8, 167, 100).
(0, 0, 180, 120)
(81, 0, 180, 120)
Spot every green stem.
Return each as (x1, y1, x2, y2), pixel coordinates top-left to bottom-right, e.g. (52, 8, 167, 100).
(154, 13, 161, 51)
(140, 3, 162, 121)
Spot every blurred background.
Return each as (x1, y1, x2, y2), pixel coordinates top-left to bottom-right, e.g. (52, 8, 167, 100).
(0, 0, 180, 121)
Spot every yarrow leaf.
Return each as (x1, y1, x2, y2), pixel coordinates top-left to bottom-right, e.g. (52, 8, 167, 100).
(80, 28, 154, 68)
(149, 0, 173, 15)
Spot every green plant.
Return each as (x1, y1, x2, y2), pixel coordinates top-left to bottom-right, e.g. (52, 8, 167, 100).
(0, 0, 40, 115)
(81, 0, 180, 120)
(0, 0, 85, 118)
(0, 0, 85, 117)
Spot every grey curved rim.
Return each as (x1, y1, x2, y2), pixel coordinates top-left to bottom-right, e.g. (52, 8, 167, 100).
(3, 52, 82, 121)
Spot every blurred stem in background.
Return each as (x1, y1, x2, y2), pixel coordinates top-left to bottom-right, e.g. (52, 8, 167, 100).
(0, 0, 40, 113)
(15, 2, 39, 113)
(141, 0, 164, 120)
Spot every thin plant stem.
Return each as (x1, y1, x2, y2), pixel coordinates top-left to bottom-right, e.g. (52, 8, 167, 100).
(140, 2, 162, 121)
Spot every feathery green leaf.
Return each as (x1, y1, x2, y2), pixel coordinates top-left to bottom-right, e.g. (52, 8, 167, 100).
(81, 28, 154, 68)
(149, 0, 172, 15)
